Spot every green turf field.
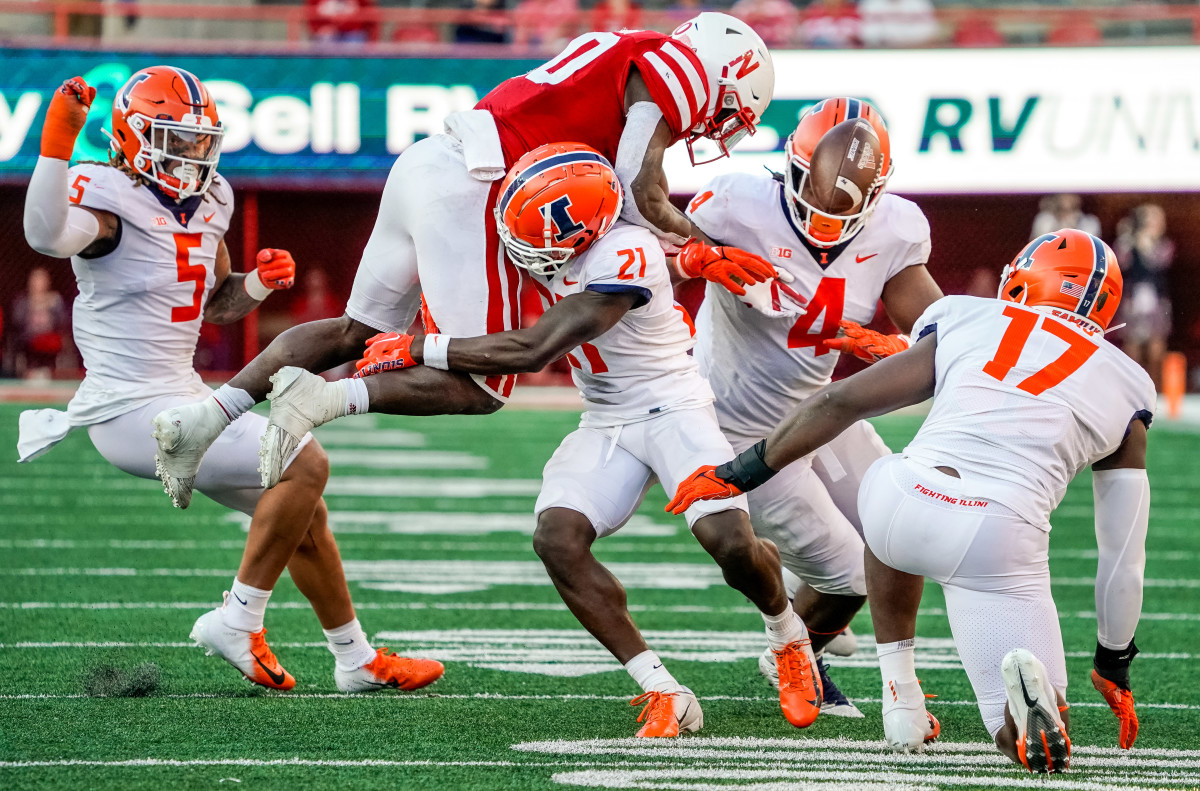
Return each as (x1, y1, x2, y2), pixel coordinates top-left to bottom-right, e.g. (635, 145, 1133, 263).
(1, 402, 1198, 790)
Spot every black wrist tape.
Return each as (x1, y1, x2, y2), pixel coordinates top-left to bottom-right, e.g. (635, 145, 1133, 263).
(1094, 638, 1138, 689)
(714, 439, 777, 492)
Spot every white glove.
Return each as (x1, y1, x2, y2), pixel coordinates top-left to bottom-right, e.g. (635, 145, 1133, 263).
(737, 268, 808, 319)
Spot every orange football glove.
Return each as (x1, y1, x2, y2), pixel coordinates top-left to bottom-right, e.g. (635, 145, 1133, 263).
(354, 332, 418, 378)
(665, 465, 745, 515)
(822, 320, 911, 363)
(675, 241, 775, 296)
(41, 76, 96, 160)
(1091, 669, 1138, 749)
(255, 248, 296, 290)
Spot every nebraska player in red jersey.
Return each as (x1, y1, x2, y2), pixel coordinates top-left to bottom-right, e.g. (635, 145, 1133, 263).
(155, 12, 780, 502)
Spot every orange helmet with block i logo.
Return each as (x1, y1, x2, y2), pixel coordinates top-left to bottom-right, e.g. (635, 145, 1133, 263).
(785, 97, 893, 248)
(495, 142, 624, 277)
(998, 228, 1123, 332)
(109, 66, 223, 201)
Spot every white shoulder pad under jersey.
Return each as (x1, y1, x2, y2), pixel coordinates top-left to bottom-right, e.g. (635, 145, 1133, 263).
(904, 295, 1156, 530)
(688, 172, 931, 437)
(66, 165, 235, 425)
(530, 222, 713, 427)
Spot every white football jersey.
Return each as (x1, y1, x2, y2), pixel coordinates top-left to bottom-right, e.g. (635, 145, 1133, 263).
(65, 164, 234, 425)
(530, 223, 714, 427)
(688, 173, 931, 437)
(905, 295, 1156, 531)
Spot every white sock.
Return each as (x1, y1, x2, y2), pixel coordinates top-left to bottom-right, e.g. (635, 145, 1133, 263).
(762, 602, 808, 650)
(339, 377, 370, 417)
(211, 385, 255, 424)
(877, 638, 918, 683)
(322, 618, 377, 671)
(625, 650, 680, 693)
(222, 578, 271, 632)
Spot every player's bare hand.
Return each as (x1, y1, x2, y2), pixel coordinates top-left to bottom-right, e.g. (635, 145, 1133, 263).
(675, 241, 775, 296)
(665, 464, 745, 515)
(255, 249, 296, 290)
(41, 77, 96, 160)
(822, 320, 910, 363)
(354, 332, 418, 378)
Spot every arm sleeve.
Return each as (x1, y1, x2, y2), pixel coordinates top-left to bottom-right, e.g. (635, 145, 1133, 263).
(1092, 467, 1150, 650)
(632, 39, 714, 139)
(24, 157, 101, 258)
(615, 102, 670, 234)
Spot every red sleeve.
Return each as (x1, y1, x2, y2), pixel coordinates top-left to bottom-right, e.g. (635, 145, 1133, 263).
(631, 37, 715, 139)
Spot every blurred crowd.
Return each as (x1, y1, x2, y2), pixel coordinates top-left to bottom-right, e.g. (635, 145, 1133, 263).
(300, 0, 1126, 48)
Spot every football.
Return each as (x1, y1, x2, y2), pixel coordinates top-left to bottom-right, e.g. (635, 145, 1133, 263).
(805, 117, 883, 215)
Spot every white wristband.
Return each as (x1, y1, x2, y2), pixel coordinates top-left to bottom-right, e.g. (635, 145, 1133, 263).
(423, 334, 451, 370)
(243, 269, 272, 301)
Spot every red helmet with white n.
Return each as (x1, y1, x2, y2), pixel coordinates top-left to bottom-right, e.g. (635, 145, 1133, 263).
(672, 12, 774, 165)
(109, 66, 223, 200)
(999, 228, 1123, 332)
(495, 143, 624, 277)
(786, 97, 893, 248)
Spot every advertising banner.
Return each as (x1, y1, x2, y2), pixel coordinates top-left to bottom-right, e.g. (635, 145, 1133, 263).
(2, 46, 1198, 193)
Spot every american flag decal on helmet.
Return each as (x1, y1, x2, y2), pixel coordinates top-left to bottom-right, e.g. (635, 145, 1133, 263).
(1060, 280, 1087, 299)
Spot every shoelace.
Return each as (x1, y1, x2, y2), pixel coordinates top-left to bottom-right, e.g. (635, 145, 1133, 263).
(631, 691, 673, 724)
(249, 628, 282, 670)
(775, 640, 813, 690)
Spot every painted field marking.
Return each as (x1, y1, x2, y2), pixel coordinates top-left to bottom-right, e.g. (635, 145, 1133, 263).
(312, 426, 423, 447)
(2, 563, 1196, 593)
(516, 737, 1200, 791)
(324, 449, 487, 470)
(221, 511, 677, 538)
(0, 691, 1198, 711)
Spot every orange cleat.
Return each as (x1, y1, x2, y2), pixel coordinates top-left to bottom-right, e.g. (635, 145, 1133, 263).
(1091, 669, 1138, 749)
(774, 639, 823, 728)
(190, 607, 296, 691)
(335, 647, 444, 693)
(631, 688, 703, 738)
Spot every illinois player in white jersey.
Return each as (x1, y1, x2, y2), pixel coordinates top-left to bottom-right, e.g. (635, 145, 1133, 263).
(683, 98, 943, 714)
(668, 228, 1154, 772)
(268, 143, 825, 737)
(153, 13, 783, 503)
(20, 71, 443, 694)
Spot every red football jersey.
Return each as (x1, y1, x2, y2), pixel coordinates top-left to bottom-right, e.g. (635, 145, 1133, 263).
(477, 30, 716, 168)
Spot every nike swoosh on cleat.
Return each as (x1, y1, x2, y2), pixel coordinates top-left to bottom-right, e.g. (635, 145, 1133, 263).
(652, 664, 663, 669)
(254, 656, 287, 686)
(1018, 671, 1039, 708)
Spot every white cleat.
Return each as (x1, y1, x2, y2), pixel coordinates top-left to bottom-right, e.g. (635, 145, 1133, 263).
(189, 604, 295, 690)
(259, 366, 341, 489)
(152, 399, 228, 508)
(1002, 648, 1070, 774)
(882, 678, 940, 753)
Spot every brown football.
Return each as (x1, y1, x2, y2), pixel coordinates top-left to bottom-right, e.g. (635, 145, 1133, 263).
(805, 118, 883, 216)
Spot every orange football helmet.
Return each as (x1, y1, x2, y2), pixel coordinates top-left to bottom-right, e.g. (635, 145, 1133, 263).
(785, 97, 893, 248)
(999, 228, 1123, 331)
(495, 142, 624, 277)
(108, 66, 223, 200)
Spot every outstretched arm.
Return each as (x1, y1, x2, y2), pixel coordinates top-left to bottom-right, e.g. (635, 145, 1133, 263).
(1088, 418, 1150, 749)
(203, 246, 296, 325)
(362, 289, 637, 377)
(668, 334, 938, 513)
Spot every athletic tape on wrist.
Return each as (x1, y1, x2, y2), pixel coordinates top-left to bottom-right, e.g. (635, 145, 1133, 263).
(714, 439, 777, 492)
(244, 270, 272, 301)
(424, 334, 450, 370)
